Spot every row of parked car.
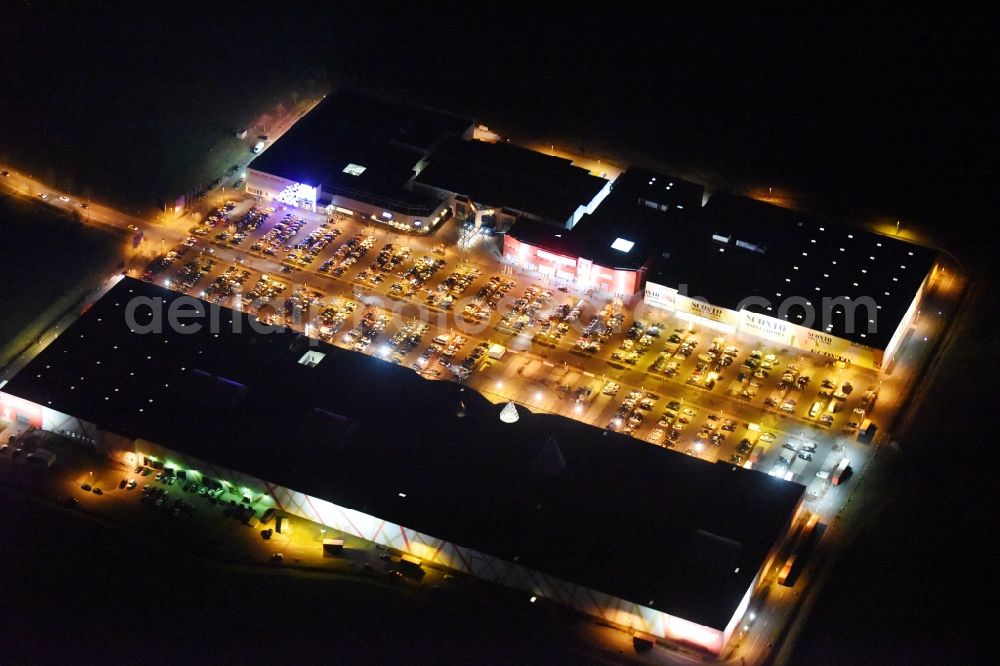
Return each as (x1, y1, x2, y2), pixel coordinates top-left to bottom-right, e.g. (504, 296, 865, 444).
(141, 484, 195, 518)
(250, 213, 306, 257)
(284, 224, 341, 269)
(319, 234, 377, 277)
(414, 333, 469, 376)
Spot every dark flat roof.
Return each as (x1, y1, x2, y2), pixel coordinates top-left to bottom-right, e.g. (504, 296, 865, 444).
(509, 201, 671, 271)
(507, 167, 699, 271)
(4, 278, 803, 630)
(251, 87, 471, 215)
(611, 166, 705, 212)
(648, 193, 937, 348)
(414, 138, 609, 224)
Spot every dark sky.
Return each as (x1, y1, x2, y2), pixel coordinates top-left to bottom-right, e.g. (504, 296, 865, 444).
(349, 6, 995, 235)
(2, 3, 994, 231)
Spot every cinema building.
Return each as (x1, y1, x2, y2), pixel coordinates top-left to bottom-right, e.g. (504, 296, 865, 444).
(1, 279, 805, 656)
(246, 87, 474, 233)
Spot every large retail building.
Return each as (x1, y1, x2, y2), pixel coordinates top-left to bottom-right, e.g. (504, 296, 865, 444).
(497, 167, 937, 372)
(247, 86, 616, 239)
(250, 87, 937, 371)
(246, 87, 474, 233)
(1, 279, 804, 655)
(640, 193, 938, 371)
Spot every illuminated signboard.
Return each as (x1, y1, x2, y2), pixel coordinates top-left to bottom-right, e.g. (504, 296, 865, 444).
(644, 281, 678, 310)
(688, 299, 725, 321)
(738, 310, 795, 346)
(276, 182, 317, 209)
(673, 294, 740, 333)
(249, 169, 295, 188)
(804, 329, 835, 347)
(296, 183, 317, 203)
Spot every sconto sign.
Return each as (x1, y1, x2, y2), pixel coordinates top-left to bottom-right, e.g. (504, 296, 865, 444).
(670, 294, 741, 333)
(805, 330, 835, 347)
(688, 300, 725, 321)
(739, 311, 795, 345)
(641, 285, 891, 371)
(742, 313, 787, 334)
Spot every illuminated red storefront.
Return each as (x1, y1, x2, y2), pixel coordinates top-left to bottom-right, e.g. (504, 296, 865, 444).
(503, 234, 644, 295)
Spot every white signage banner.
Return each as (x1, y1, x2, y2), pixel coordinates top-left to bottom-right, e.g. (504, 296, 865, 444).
(674, 294, 741, 331)
(644, 281, 678, 311)
(738, 310, 795, 346)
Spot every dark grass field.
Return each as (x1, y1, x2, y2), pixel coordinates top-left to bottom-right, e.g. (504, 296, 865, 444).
(0, 194, 122, 366)
(0, 5, 329, 215)
(0, 481, 632, 665)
